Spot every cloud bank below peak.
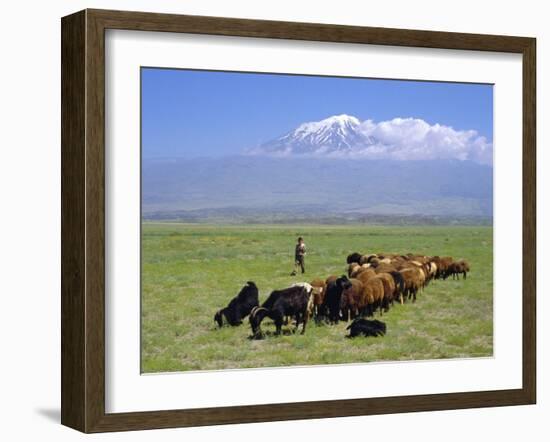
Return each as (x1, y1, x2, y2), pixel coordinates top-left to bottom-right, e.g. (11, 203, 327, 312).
(248, 114, 493, 166)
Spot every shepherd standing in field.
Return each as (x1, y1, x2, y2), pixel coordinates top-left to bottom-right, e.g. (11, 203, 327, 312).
(290, 236, 306, 276)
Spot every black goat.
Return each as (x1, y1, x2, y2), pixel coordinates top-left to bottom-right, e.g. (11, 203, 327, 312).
(214, 281, 259, 327)
(346, 318, 387, 338)
(346, 252, 363, 264)
(249, 285, 313, 338)
(322, 275, 352, 324)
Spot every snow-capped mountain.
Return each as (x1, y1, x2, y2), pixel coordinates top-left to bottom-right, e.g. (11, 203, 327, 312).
(255, 114, 377, 156)
(249, 114, 493, 165)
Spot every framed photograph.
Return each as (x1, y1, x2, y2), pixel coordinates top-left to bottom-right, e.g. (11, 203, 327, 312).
(61, 9, 536, 433)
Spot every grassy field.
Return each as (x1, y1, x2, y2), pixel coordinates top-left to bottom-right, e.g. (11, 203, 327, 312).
(141, 223, 493, 373)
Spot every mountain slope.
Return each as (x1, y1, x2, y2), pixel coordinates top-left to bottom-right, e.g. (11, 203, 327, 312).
(142, 156, 493, 222)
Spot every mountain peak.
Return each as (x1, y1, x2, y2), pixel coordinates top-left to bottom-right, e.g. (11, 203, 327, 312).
(320, 114, 360, 125)
(295, 114, 360, 133)
(258, 114, 368, 156)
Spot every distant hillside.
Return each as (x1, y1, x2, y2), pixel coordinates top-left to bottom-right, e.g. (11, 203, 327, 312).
(142, 156, 493, 224)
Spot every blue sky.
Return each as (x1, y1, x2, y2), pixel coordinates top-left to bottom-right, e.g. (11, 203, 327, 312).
(141, 67, 493, 159)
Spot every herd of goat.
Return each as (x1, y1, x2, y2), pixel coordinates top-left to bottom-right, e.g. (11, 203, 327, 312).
(214, 252, 470, 339)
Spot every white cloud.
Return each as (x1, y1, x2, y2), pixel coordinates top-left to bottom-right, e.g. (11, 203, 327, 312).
(355, 117, 493, 165)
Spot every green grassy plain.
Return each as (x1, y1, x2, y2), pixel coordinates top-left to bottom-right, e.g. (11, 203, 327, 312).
(141, 223, 493, 373)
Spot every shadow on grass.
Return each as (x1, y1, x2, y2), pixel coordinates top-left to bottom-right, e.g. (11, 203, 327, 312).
(248, 328, 304, 340)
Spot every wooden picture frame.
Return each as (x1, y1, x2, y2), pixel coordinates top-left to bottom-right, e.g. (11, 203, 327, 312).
(61, 8, 536, 433)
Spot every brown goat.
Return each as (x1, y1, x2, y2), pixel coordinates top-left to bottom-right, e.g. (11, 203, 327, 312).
(374, 263, 398, 274)
(340, 278, 365, 321)
(399, 268, 421, 302)
(363, 277, 385, 316)
(374, 273, 396, 312)
(458, 260, 471, 278)
(350, 264, 372, 278)
(359, 254, 377, 265)
(449, 259, 471, 279)
(434, 256, 454, 279)
(310, 278, 327, 317)
(356, 268, 376, 285)
(347, 263, 361, 277)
